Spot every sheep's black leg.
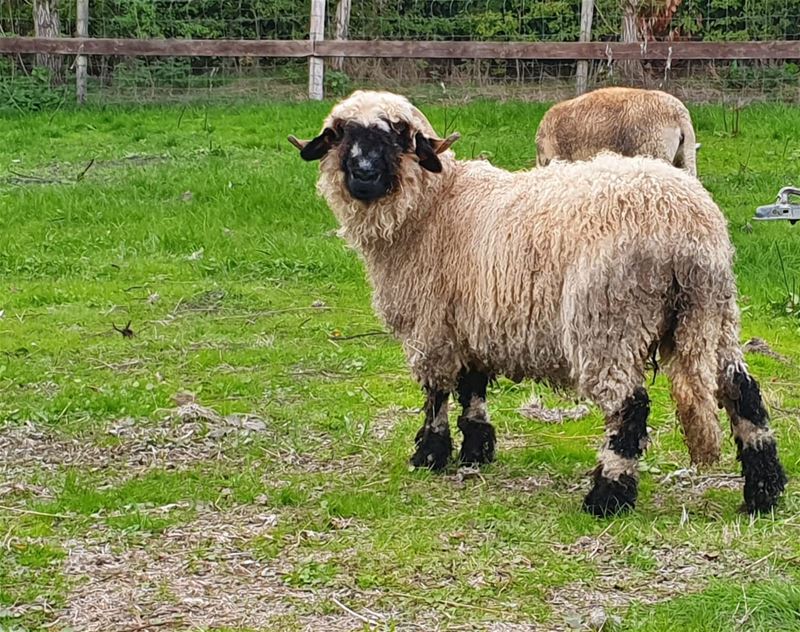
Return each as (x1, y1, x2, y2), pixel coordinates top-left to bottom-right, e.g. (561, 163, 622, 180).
(409, 387, 451, 470)
(583, 387, 649, 517)
(456, 369, 496, 466)
(720, 366, 786, 514)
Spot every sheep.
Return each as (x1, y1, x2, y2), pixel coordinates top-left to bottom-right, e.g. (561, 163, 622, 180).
(289, 90, 785, 517)
(535, 87, 699, 176)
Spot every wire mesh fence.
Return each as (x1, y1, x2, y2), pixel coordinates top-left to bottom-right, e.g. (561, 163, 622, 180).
(1, 0, 799, 109)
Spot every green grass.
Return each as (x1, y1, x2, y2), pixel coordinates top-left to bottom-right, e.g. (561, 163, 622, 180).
(0, 99, 799, 630)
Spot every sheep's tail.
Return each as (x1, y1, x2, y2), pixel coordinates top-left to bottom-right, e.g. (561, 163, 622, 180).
(659, 276, 724, 465)
(657, 233, 744, 463)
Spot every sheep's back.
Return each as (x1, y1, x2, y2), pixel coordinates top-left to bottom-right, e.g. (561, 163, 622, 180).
(449, 154, 733, 383)
(536, 88, 690, 164)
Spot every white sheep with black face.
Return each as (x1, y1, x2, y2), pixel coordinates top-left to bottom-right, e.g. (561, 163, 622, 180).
(289, 90, 785, 517)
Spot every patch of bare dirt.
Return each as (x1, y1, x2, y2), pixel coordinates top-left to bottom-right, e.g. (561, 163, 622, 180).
(0, 154, 170, 187)
(371, 405, 419, 441)
(0, 396, 270, 488)
(53, 504, 394, 632)
(497, 475, 556, 494)
(743, 337, 792, 364)
(659, 468, 743, 494)
(0, 416, 264, 477)
(648, 467, 751, 516)
(519, 396, 591, 424)
(547, 533, 778, 630)
(0, 480, 52, 500)
(0, 393, 376, 510)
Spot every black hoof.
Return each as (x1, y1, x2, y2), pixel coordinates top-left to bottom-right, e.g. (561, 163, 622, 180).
(457, 415, 496, 465)
(740, 442, 786, 514)
(583, 469, 638, 518)
(410, 425, 452, 471)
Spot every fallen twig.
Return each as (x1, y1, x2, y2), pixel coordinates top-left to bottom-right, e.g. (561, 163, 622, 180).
(329, 330, 389, 341)
(0, 504, 71, 519)
(114, 618, 179, 632)
(112, 320, 135, 338)
(382, 590, 511, 616)
(329, 596, 379, 627)
(5, 168, 67, 185)
(76, 158, 96, 181)
(360, 385, 383, 406)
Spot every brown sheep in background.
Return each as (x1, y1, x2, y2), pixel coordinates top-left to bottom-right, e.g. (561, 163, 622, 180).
(535, 86, 699, 175)
(289, 90, 785, 517)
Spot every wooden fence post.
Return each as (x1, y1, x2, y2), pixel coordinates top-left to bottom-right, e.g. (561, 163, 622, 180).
(308, 0, 325, 100)
(76, 0, 88, 104)
(575, 0, 594, 94)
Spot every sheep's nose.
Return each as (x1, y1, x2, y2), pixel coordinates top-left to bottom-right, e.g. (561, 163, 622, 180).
(351, 164, 380, 181)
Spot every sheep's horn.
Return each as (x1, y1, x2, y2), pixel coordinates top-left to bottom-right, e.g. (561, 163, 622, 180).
(435, 132, 461, 154)
(287, 135, 309, 151)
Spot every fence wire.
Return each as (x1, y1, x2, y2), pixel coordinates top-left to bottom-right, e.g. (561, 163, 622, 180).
(1, 0, 799, 108)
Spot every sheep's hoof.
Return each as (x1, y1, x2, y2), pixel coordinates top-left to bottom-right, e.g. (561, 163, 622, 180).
(410, 426, 452, 471)
(740, 442, 786, 515)
(583, 469, 638, 518)
(457, 415, 496, 466)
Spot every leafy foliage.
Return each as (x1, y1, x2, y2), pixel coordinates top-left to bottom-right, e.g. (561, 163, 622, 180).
(0, 65, 70, 113)
(1, 0, 799, 42)
(0, 0, 798, 112)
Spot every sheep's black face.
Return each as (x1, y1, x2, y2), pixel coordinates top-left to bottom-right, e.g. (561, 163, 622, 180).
(340, 123, 408, 202)
(291, 114, 453, 199)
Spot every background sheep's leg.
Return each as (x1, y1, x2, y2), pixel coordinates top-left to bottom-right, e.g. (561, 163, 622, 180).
(410, 388, 451, 470)
(719, 364, 786, 514)
(583, 387, 650, 517)
(456, 369, 496, 466)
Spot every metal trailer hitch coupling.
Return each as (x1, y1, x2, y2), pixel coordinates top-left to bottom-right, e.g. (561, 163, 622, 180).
(753, 186, 800, 224)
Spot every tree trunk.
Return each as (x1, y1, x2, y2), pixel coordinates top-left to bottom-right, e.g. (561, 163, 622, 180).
(33, 0, 63, 84)
(331, 0, 352, 72)
(620, 0, 644, 82)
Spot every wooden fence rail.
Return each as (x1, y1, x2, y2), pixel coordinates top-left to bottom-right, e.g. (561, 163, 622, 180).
(1, 36, 800, 61)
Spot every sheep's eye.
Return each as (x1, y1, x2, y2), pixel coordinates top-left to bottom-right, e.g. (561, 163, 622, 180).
(390, 121, 409, 137)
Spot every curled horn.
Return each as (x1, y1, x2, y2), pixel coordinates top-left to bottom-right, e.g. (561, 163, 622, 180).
(287, 135, 308, 151)
(434, 132, 461, 154)
(289, 126, 339, 161)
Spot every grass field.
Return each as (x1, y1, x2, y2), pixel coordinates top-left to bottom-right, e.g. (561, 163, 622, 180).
(1, 98, 799, 631)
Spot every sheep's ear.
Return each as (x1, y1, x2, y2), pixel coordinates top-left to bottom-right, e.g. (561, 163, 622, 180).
(289, 127, 337, 161)
(414, 131, 460, 173)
